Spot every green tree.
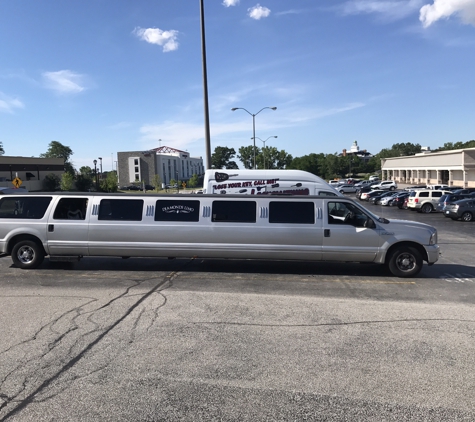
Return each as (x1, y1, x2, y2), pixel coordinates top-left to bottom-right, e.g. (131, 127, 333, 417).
(287, 153, 322, 175)
(40, 141, 75, 175)
(75, 174, 93, 191)
(434, 140, 475, 152)
(237, 146, 255, 169)
(60, 172, 75, 191)
(0, 141, 4, 156)
(212, 146, 239, 169)
(100, 171, 118, 193)
(257, 147, 292, 169)
(187, 174, 200, 188)
(152, 174, 162, 191)
(42, 173, 60, 191)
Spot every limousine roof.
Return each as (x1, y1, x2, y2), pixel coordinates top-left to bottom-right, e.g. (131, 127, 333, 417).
(204, 169, 329, 183)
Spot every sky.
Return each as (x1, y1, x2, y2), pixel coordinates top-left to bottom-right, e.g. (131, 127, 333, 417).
(1, 0, 475, 171)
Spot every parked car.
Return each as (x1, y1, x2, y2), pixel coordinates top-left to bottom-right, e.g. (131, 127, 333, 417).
(441, 186, 463, 192)
(369, 175, 379, 181)
(404, 184, 427, 192)
(407, 189, 451, 213)
(452, 188, 475, 195)
(444, 198, 475, 221)
(389, 192, 410, 208)
(328, 180, 340, 186)
(371, 181, 398, 191)
(356, 185, 376, 199)
(361, 189, 385, 201)
(369, 191, 398, 205)
(338, 184, 358, 194)
(379, 192, 402, 206)
(427, 184, 449, 190)
(435, 193, 470, 213)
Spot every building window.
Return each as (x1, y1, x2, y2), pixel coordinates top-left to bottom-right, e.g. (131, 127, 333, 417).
(134, 159, 138, 165)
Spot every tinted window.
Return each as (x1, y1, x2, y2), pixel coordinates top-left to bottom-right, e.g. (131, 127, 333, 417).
(0, 196, 52, 219)
(53, 198, 88, 220)
(98, 199, 143, 221)
(212, 201, 256, 223)
(155, 200, 200, 222)
(432, 192, 443, 198)
(269, 201, 314, 224)
(419, 192, 430, 197)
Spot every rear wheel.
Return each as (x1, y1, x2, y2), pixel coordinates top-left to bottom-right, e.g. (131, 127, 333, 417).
(11, 240, 45, 269)
(461, 211, 473, 222)
(421, 203, 433, 213)
(387, 246, 423, 278)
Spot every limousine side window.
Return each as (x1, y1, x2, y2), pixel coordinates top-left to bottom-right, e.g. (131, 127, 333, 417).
(53, 198, 88, 220)
(155, 200, 200, 222)
(328, 201, 369, 227)
(0, 197, 52, 219)
(98, 199, 144, 221)
(269, 201, 314, 224)
(212, 201, 256, 223)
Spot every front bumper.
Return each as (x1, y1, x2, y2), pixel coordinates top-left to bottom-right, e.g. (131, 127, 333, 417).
(424, 244, 440, 264)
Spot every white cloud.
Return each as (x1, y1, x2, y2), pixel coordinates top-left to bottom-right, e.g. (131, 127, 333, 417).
(133, 27, 179, 52)
(0, 92, 24, 113)
(248, 4, 271, 20)
(223, 0, 239, 6)
(342, 0, 424, 20)
(42, 70, 86, 94)
(420, 0, 475, 27)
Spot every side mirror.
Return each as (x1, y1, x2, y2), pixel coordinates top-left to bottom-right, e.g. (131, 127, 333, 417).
(364, 218, 376, 229)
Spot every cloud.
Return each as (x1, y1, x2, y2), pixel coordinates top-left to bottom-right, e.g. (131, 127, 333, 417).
(42, 70, 86, 94)
(223, 0, 239, 6)
(0, 92, 24, 113)
(133, 27, 179, 52)
(341, 0, 424, 21)
(420, 0, 475, 27)
(248, 4, 271, 20)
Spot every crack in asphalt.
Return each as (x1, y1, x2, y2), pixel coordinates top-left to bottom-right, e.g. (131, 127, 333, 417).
(0, 268, 178, 421)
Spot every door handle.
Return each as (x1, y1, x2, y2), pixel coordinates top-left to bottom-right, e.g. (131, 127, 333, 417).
(48, 224, 54, 232)
(324, 229, 330, 237)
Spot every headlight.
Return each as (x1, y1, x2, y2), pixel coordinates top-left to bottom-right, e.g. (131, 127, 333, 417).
(430, 231, 437, 245)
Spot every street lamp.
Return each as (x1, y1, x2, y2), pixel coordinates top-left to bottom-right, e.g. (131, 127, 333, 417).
(251, 136, 277, 169)
(93, 159, 98, 187)
(98, 157, 103, 180)
(231, 106, 277, 169)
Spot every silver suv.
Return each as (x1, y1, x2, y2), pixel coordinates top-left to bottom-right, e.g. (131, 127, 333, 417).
(407, 189, 451, 213)
(371, 181, 398, 191)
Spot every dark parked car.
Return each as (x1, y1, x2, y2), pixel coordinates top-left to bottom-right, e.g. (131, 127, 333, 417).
(368, 191, 398, 205)
(452, 188, 475, 195)
(356, 185, 376, 199)
(360, 190, 385, 201)
(435, 193, 470, 213)
(390, 192, 410, 209)
(444, 198, 475, 221)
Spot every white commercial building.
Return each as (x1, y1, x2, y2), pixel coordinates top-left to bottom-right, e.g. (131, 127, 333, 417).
(381, 147, 475, 188)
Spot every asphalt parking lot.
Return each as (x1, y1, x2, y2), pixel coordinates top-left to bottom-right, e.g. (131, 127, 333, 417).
(1, 196, 475, 421)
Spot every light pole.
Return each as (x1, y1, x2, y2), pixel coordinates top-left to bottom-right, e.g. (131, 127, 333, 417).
(251, 136, 277, 169)
(98, 157, 103, 180)
(231, 106, 277, 169)
(93, 159, 98, 188)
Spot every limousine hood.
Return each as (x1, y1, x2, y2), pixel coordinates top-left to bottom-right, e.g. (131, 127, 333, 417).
(383, 218, 437, 240)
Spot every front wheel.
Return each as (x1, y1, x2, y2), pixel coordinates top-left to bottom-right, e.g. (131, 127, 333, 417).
(387, 246, 423, 278)
(11, 240, 45, 269)
(421, 203, 433, 213)
(461, 211, 473, 222)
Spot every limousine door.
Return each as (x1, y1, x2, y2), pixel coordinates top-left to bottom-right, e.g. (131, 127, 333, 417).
(322, 200, 383, 262)
(46, 197, 90, 256)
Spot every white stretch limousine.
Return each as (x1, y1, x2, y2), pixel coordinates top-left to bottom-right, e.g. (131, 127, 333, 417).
(0, 193, 439, 277)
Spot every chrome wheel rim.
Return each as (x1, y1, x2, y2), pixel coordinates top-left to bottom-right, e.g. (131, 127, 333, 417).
(396, 252, 416, 272)
(17, 245, 35, 264)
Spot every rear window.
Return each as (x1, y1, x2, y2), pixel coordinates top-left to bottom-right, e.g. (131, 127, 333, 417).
(432, 191, 443, 198)
(212, 201, 256, 223)
(98, 199, 143, 221)
(53, 198, 88, 220)
(0, 196, 52, 219)
(269, 201, 315, 224)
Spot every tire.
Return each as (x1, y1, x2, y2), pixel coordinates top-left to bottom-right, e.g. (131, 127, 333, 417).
(11, 240, 45, 269)
(387, 246, 423, 278)
(421, 203, 433, 213)
(390, 186, 395, 191)
(461, 211, 473, 222)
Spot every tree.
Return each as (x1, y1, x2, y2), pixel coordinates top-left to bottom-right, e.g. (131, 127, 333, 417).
(100, 171, 118, 193)
(0, 141, 4, 156)
(257, 147, 292, 169)
(211, 146, 239, 169)
(75, 174, 93, 191)
(237, 146, 255, 169)
(287, 153, 322, 175)
(433, 140, 475, 152)
(187, 174, 200, 188)
(42, 173, 60, 191)
(152, 174, 162, 191)
(40, 141, 75, 175)
(60, 172, 75, 191)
